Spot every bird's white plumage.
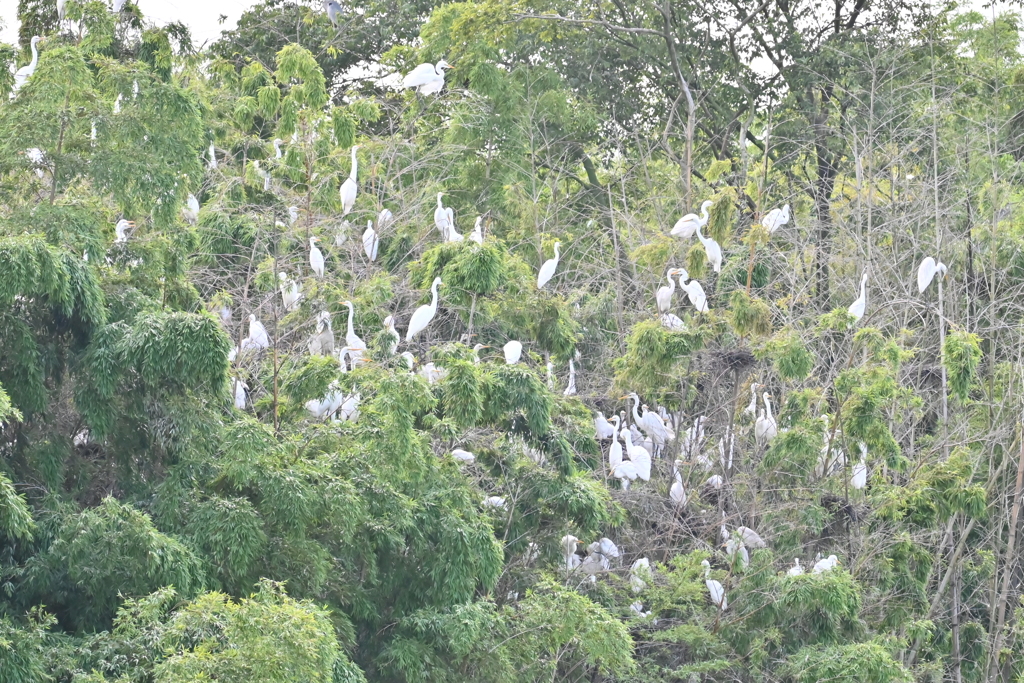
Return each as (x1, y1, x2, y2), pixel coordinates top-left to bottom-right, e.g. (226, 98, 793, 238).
(620, 428, 651, 481)
(433, 193, 453, 239)
(469, 216, 484, 244)
(656, 268, 679, 313)
(402, 60, 451, 95)
(848, 273, 868, 322)
(362, 221, 379, 261)
(594, 411, 614, 440)
(503, 340, 523, 365)
(812, 555, 840, 574)
(755, 392, 778, 444)
(537, 241, 561, 289)
(13, 37, 41, 95)
(309, 237, 325, 277)
(340, 146, 358, 215)
(678, 274, 709, 313)
(787, 558, 804, 576)
(917, 256, 947, 293)
(671, 200, 713, 238)
(702, 560, 727, 610)
(851, 443, 868, 490)
(695, 224, 722, 273)
(405, 277, 442, 341)
(762, 204, 790, 233)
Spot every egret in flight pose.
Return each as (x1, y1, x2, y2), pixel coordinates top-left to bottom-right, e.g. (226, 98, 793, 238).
(406, 277, 442, 341)
(340, 146, 359, 215)
(671, 200, 713, 238)
(12, 37, 40, 95)
(537, 241, 561, 289)
(402, 59, 453, 95)
(917, 256, 947, 293)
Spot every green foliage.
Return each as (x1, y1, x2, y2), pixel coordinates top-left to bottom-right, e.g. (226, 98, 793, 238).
(760, 331, 814, 380)
(944, 329, 983, 402)
(0, 471, 35, 542)
(614, 319, 700, 395)
(780, 640, 912, 683)
(729, 289, 772, 337)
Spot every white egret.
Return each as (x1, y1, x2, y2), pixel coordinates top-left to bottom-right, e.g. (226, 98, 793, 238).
(670, 472, 687, 506)
(402, 59, 452, 95)
(917, 256, 947, 293)
(451, 448, 475, 463)
(695, 223, 723, 273)
(762, 204, 790, 234)
(611, 460, 639, 490)
(536, 241, 561, 289)
(113, 93, 122, 114)
(233, 378, 248, 410)
(446, 220, 464, 242)
(787, 558, 804, 576)
(340, 146, 359, 215)
(335, 220, 350, 247)
(851, 443, 868, 490)
(483, 496, 506, 509)
(337, 389, 361, 423)
(630, 557, 651, 592)
(183, 194, 200, 225)
(677, 273, 709, 313)
(288, 206, 299, 225)
(620, 428, 651, 481)
(656, 268, 681, 313)
(378, 208, 394, 230)
(24, 148, 45, 178)
(812, 555, 840, 574)
(383, 315, 400, 355)
(670, 200, 713, 238)
(433, 193, 454, 239)
(400, 351, 415, 371)
(848, 273, 868, 322)
(113, 0, 127, 11)
(419, 362, 447, 383)
(755, 392, 778, 444)
(405, 277, 442, 341)
(279, 272, 302, 311)
(594, 411, 615, 440)
(471, 343, 489, 364)
(242, 314, 270, 351)
(743, 382, 761, 419)
(469, 216, 484, 244)
(12, 37, 41, 95)
(308, 311, 335, 356)
(362, 221, 379, 261)
(340, 300, 366, 355)
(309, 237, 325, 277)
(563, 359, 577, 396)
(272, 138, 283, 159)
(114, 219, 134, 243)
(254, 160, 271, 190)
(324, 0, 342, 26)
(737, 526, 766, 549)
(598, 538, 620, 558)
(608, 416, 623, 469)
(208, 142, 217, 169)
(661, 313, 686, 331)
(503, 340, 523, 365)
(701, 560, 727, 611)
(624, 393, 670, 448)
(57, 0, 67, 21)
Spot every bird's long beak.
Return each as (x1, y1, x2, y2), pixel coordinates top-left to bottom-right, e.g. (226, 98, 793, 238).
(480, 345, 491, 349)
(443, 63, 454, 69)
(618, 395, 629, 400)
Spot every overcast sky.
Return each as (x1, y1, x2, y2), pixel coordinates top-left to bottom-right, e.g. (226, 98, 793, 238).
(1, 0, 1021, 53)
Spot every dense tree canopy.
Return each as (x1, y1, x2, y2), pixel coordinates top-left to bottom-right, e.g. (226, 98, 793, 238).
(3, 0, 1024, 681)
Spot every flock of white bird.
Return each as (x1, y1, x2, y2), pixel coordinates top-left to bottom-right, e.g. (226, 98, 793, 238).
(9, 5, 949, 613)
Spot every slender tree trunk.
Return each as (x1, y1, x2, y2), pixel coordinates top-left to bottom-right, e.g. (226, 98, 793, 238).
(986, 432, 1024, 682)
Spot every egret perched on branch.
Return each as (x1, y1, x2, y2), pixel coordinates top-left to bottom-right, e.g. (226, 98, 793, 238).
(208, 142, 217, 169)
(851, 443, 868, 490)
(469, 216, 484, 244)
(12, 37, 40, 95)
(536, 241, 561, 289)
(402, 59, 452, 95)
(917, 256, 947, 293)
(563, 359, 577, 395)
(378, 208, 394, 230)
(57, 0, 67, 21)
(471, 344, 489, 364)
(446, 220, 464, 242)
(762, 204, 790, 234)
(620, 428, 651, 481)
(288, 206, 299, 226)
(670, 472, 687, 506)
(451, 448, 475, 463)
(309, 311, 335, 356)
(254, 160, 271, 190)
(848, 273, 868, 322)
(624, 393, 670, 448)
(324, 0, 342, 26)
(362, 221, 379, 261)
(594, 412, 615, 440)
(695, 223, 723, 273)
(656, 268, 684, 313)
(737, 526, 766, 549)
(434, 193, 454, 239)
(503, 340, 523, 365)
(340, 300, 366, 357)
(340, 146, 359, 215)
(114, 219, 134, 244)
(743, 382, 761, 419)
(483, 496, 506, 509)
(273, 138, 283, 159)
(309, 237, 325, 277)
(242, 315, 270, 352)
(607, 416, 623, 469)
(279, 272, 301, 311)
(755, 392, 778, 444)
(787, 558, 804, 576)
(630, 557, 651, 592)
(611, 460, 639, 490)
(383, 316, 400, 355)
(677, 273, 709, 313)
(671, 200, 713, 238)
(405, 277, 442, 341)
(701, 560, 727, 610)
(183, 194, 200, 225)
(812, 555, 840, 574)
(233, 378, 248, 410)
